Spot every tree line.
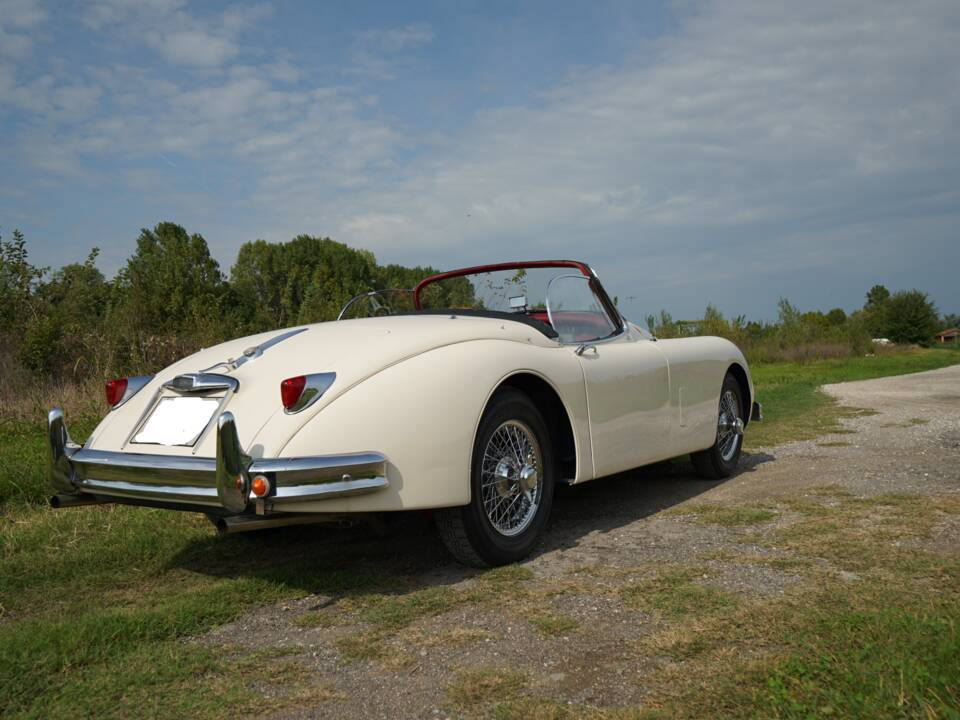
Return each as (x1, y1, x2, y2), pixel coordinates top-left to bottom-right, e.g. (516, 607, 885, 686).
(646, 283, 950, 363)
(1, 221, 955, 384)
(0, 222, 440, 381)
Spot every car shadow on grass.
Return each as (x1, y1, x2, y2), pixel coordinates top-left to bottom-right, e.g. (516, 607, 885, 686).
(167, 453, 776, 602)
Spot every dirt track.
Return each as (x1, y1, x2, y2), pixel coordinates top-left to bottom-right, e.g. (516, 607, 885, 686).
(199, 365, 960, 718)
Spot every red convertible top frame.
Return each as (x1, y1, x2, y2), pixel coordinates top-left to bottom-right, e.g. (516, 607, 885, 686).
(413, 260, 592, 309)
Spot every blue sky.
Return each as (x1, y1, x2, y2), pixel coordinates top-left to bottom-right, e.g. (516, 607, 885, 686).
(1, 0, 958, 322)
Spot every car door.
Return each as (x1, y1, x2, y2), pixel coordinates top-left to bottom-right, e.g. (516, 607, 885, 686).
(547, 275, 671, 479)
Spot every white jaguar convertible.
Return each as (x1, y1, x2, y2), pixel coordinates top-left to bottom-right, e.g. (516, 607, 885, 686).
(48, 261, 760, 566)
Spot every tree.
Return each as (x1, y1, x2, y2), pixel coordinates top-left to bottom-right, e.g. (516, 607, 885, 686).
(826, 308, 847, 325)
(865, 284, 890, 308)
(39, 249, 109, 328)
(375, 263, 437, 290)
(231, 235, 378, 329)
(700, 303, 729, 337)
(884, 290, 939, 345)
(801, 311, 830, 331)
(297, 241, 378, 323)
(0, 228, 47, 332)
(20, 249, 111, 376)
(863, 284, 891, 336)
(112, 222, 225, 336)
(645, 310, 679, 338)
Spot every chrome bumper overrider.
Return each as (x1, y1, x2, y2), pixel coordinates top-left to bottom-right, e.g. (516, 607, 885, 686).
(47, 408, 388, 513)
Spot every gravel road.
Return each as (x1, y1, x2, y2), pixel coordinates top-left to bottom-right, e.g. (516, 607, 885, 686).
(200, 364, 960, 718)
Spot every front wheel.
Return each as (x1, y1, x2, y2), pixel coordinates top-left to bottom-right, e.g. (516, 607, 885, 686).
(691, 373, 745, 479)
(436, 388, 554, 567)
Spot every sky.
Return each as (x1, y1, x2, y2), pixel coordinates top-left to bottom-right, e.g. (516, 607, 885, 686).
(1, 0, 958, 323)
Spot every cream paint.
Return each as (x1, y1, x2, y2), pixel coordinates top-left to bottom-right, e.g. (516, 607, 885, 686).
(277, 339, 589, 512)
(81, 313, 753, 514)
(655, 335, 754, 457)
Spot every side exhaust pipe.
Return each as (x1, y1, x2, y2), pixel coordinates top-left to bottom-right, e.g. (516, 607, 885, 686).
(50, 493, 111, 509)
(211, 513, 352, 535)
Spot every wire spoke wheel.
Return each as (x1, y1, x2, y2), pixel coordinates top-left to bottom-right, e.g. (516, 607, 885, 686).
(716, 389, 743, 462)
(480, 420, 542, 537)
(435, 387, 555, 566)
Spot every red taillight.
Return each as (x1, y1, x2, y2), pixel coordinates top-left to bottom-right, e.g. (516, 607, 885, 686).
(280, 376, 306, 410)
(105, 378, 128, 407)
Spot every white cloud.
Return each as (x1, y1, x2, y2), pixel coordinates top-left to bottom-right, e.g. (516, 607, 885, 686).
(0, 0, 46, 28)
(0, 0, 46, 58)
(82, 0, 270, 68)
(81, 0, 187, 30)
(346, 22, 435, 80)
(157, 29, 238, 67)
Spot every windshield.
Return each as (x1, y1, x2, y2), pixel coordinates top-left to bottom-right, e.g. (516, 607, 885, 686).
(337, 261, 623, 343)
(337, 289, 416, 320)
(416, 266, 580, 314)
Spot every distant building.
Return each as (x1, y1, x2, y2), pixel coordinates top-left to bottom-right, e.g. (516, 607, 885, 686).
(936, 328, 960, 344)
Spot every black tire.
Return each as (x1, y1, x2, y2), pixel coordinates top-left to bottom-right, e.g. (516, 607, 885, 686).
(436, 388, 555, 567)
(691, 373, 744, 480)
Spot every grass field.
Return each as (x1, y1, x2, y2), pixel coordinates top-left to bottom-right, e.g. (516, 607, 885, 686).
(746, 346, 960, 446)
(1, 346, 958, 718)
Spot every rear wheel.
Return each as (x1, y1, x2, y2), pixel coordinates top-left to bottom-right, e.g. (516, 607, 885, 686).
(436, 388, 554, 566)
(691, 373, 745, 479)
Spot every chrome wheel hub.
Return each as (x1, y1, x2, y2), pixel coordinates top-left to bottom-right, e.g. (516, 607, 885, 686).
(481, 420, 543, 537)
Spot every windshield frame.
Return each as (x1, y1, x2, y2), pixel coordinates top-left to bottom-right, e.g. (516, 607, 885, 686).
(413, 260, 625, 340)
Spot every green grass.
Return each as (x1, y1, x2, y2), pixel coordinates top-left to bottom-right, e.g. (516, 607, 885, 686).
(747, 347, 960, 447)
(527, 611, 580, 637)
(0, 418, 99, 508)
(447, 668, 528, 711)
(621, 567, 736, 619)
(759, 605, 960, 718)
(665, 503, 778, 527)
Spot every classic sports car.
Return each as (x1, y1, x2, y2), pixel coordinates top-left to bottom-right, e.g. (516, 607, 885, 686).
(48, 261, 760, 566)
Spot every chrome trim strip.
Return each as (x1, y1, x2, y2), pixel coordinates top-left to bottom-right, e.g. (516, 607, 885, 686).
(272, 476, 388, 503)
(284, 372, 336, 414)
(201, 327, 308, 372)
(239, 327, 308, 361)
(82, 479, 221, 505)
(74, 448, 215, 477)
(252, 451, 386, 475)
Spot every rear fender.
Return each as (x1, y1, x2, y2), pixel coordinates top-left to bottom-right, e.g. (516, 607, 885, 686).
(275, 339, 588, 513)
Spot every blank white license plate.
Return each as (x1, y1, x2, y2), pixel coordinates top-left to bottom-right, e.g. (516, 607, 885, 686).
(132, 396, 221, 446)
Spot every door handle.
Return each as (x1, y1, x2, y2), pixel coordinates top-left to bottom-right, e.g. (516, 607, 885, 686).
(575, 344, 598, 356)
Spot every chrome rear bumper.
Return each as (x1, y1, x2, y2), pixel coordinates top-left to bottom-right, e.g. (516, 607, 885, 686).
(47, 408, 388, 513)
